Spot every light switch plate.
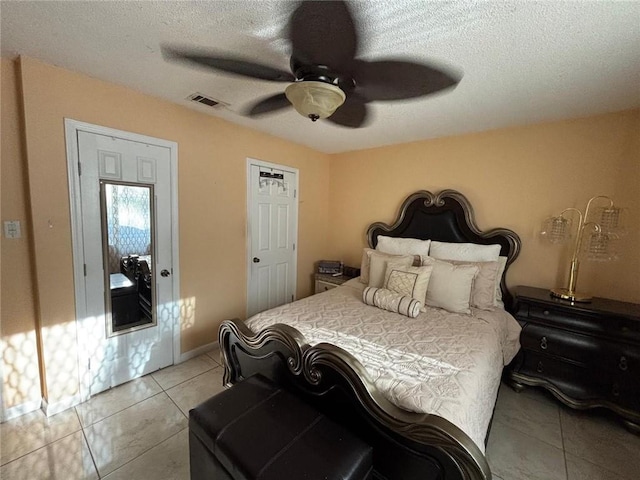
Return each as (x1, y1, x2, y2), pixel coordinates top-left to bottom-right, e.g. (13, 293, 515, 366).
(4, 220, 22, 239)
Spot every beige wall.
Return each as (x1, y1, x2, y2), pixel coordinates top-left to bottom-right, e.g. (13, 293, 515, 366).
(1, 58, 43, 413)
(2, 56, 332, 411)
(2, 53, 638, 416)
(328, 109, 640, 304)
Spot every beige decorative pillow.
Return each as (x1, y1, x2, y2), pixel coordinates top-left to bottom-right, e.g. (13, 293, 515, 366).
(359, 248, 419, 284)
(368, 251, 414, 288)
(494, 256, 508, 306)
(421, 257, 479, 315)
(429, 241, 501, 262)
(383, 260, 433, 304)
(376, 236, 431, 257)
(448, 260, 500, 310)
(362, 287, 422, 318)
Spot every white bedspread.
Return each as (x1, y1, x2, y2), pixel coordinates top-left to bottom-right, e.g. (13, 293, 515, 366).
(246, 278, 521, 452)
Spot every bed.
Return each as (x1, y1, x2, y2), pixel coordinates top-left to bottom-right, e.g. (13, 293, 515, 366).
(219, 189, 522, 480)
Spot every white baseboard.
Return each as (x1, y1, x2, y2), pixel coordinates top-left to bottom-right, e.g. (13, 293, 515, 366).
(1, 398, 42, 422)
(178, 341, 219, 364)
(42, 393, 82, 417)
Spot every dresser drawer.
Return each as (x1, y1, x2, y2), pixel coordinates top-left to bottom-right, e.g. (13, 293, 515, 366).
(593, 343, 640, 404)
(520, 323, 600, 365)
(315, 280, 338, 294)
(598, 342, 640, 375)
(527, 304, 640, 342)
(519, 352, 593, 398)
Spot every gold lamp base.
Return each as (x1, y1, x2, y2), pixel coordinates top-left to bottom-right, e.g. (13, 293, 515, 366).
(550, 288, 592, 303)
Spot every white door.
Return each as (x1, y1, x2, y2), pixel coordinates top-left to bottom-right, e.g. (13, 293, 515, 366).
(247, 161, 298, 317)
(78, 130, 175, 395)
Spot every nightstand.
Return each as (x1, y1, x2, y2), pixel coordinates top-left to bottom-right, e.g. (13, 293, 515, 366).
(314, 273, 351, 294)
(508, 285, 640, 432)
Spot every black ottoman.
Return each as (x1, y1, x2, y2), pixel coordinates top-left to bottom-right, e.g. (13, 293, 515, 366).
(189, 374, 373, 480)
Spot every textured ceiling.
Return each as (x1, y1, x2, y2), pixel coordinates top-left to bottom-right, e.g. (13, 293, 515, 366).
(2, 1, 639, 154)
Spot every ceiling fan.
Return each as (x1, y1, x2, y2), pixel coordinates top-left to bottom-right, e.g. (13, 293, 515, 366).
(163, 0, 461, 128)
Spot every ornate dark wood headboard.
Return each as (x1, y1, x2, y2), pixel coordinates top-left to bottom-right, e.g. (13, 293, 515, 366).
(366, 189, 521, 310)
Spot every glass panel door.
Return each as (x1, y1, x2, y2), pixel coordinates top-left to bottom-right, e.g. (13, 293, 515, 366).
(100, 181, 155, 336)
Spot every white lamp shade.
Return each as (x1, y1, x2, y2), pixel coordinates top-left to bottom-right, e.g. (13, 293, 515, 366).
(285, 81, 346, 120)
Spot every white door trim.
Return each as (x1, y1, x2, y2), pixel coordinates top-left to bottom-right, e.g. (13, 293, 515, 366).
(65, 119, 180, 403)
(245, 157, 299, 318)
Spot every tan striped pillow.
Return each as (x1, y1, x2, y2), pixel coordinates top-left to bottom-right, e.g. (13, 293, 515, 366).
(362, 287, 422, 318)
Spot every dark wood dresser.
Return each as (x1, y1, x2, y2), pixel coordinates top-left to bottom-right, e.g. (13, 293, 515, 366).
(508, 285, 640, 432)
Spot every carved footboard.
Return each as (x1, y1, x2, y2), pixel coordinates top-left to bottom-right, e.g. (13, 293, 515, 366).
(219, 318, 492, 480)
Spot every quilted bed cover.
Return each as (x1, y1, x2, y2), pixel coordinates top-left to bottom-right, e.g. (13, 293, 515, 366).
(246, 278, 521, 452)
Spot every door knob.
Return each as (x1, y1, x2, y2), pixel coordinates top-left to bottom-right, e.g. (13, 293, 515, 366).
(253, 257, 260, 263)
(160, 269, 171, 277)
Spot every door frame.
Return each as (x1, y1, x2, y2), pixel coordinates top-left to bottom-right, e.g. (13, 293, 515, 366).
(65, 119, 180, 403)
(245, 158, 299, 318)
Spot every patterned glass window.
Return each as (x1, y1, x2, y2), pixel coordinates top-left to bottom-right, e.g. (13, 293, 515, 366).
(104, 184, 152, 273)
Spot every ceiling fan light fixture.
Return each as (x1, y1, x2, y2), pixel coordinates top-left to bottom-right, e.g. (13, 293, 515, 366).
(285, 81, 346, 121)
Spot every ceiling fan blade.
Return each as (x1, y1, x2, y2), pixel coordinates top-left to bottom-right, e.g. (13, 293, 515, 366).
(353, 60, 461, 101)
(162, 47, 295, 82)
(246, 93, 291, 117)
(289, 0, 358, 71)
(326, 94, 368, 128)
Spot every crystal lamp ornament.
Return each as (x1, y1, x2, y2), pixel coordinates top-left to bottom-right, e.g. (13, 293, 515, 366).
(541, 195, 626, 303)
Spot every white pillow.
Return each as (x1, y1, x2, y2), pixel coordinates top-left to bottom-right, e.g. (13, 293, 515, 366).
(449, 260, 500, 311)
(383, 260, 433, 304)
(376, 236, 431, 257)
(421, 257, 479, 315)
(360, 248, 420, 284)
(368, 251, 415, 288)
(429, 241, 501, 262)
(494, 256, 508, 306)
(423, 254, 508, 308)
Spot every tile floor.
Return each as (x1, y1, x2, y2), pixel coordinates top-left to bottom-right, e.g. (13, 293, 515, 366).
(1, 347, 638, 480)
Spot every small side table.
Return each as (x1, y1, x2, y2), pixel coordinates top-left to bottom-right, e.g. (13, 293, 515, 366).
(314, 273, 352, 294)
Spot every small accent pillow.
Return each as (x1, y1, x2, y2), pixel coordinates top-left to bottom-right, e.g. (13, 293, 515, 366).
(383, 260, 433, 304)
(368, 251, 414, 288)
(429, 241, 501, 262)
(421, 257, 479, 315)
(359, 248, 419, 284)
(376, 236, 431, 257)
(363, 287, 422, 318)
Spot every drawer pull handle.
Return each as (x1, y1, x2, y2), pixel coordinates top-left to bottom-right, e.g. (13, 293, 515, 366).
(543, 310, 550, 316)
(612, 383, 620, 397)
(536, 361, 544, 373)
(619, 356, 628, 371)
(540, 337, 548, 350)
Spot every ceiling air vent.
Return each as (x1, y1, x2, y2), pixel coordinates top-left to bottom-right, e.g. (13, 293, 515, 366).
(187, 93, 226, 108)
